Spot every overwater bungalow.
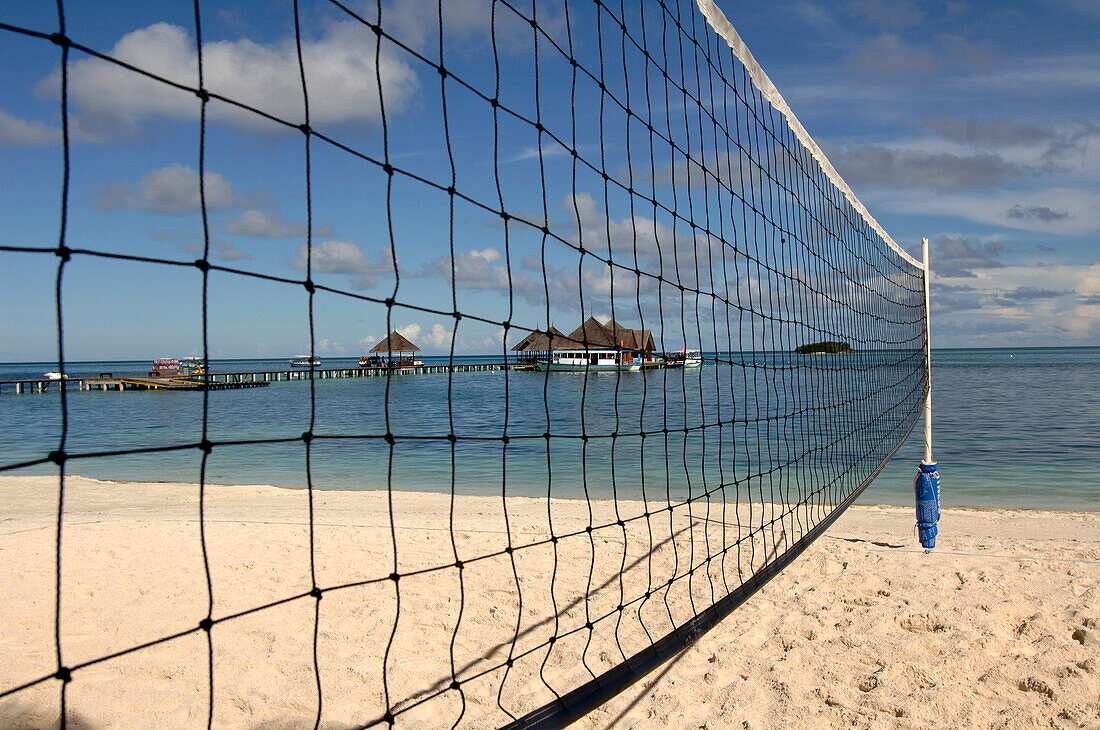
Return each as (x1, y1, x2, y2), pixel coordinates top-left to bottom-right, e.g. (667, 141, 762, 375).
(362, 330, 423, 368)
(524, 317, 658, 372)
(510, 326, 573, 369)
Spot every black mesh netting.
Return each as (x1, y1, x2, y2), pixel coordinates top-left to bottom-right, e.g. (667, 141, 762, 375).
(1, 1, 926, 727)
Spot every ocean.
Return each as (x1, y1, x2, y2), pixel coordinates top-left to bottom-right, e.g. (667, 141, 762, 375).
(1, 348, 1097, 511)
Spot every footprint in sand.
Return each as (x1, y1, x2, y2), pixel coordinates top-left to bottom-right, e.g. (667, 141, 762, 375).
(1017, 676, 1055, 699)
(896, 613, 947, 633)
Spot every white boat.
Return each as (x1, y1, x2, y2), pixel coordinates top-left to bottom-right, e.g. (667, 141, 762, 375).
(664, 349, 702, 368)
(537, 349, 640, 372)
(361, 354, 424, 368)
(43, 372, 66, 380)
(151, 358, 181, 375)
(289, 355, 321, 368)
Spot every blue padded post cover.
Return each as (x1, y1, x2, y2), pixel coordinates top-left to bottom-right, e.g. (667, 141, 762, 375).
(914, 462, 940, 549)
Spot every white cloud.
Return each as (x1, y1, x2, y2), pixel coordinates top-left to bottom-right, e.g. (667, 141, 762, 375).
(422, 246, 539, 294)
(569, 191, 669, 260)
(792, 1, 845, 34)
(847, 34, 937, 77)
(932, 263, 1100, 345)
(95, 164, 240, 214)
(225, 210, 307, 238)
(385, 0, 567, 56)
(964, 263, 1100, 296)
(565, 192, 722, 283)
(293, 239, 364, 273)
(827, 143, 1017, 191)
(936, 34, 993, 71)
(1042, 121, 1100, 179)
(22, 2, 561, 143)
(927, 233, 1006, 278)
(318, 338, 346, 354)
(425, 323, 453, 349)
(948, 53, 1100, 94)
(841, 117, 1100, 185)
(0, 109, 59, 146)
(396, 323, 421, 341)
(213, 240, 250, 261)
(922, 113, 1055, 148)
(507, 145, 571, 163)
(882, 188, 1100, 235)
(0, 109, 110, 147)
(290, 241, 396, 289)
(469, 247, 501, 264)
(388, 321, 507, 352)
(35, 21, 419, 138)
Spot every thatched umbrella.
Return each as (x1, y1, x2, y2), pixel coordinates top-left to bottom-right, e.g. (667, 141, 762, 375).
(370, 330, 421, 365)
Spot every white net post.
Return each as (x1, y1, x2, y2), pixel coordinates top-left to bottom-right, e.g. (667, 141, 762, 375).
(922, 237, 933, 464)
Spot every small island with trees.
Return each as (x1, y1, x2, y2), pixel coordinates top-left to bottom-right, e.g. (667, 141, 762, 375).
(795, 341, 853, 355)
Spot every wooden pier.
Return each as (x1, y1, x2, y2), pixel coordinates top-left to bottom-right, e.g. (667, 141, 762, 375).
(0, 363, 510, 396)
(0, 376, 273, 394)
(200, 363, 505, 384)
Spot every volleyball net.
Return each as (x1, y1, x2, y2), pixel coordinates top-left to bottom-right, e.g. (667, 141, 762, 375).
(0, 0, 927, 727)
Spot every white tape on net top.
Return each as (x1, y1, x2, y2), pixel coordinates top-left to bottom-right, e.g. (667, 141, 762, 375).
(694, 0, 924, 271)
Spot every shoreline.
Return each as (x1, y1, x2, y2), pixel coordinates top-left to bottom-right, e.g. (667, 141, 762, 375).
(7, 472, 1099, 515)
(2, 475, 1098, 728)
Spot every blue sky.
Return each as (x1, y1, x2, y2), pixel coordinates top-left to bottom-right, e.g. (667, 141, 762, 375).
(738, 0, 1100, 347)
(1, 0, 1097, 361)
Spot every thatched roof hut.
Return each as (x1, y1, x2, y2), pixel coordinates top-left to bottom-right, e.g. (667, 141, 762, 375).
(565, 316, 616, 348)
(565, 317, 655, 353)
(370, 330, 422, 354)
(618, 327, 656, 352)
(510, 326, 579, 353)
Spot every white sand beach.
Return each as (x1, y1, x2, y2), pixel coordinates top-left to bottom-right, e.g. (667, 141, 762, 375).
(1, 475, 1097, 729)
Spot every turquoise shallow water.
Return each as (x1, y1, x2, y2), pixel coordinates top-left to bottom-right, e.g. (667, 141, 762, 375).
(1, 348, 1097, 510)
(867, 347, 1100, 510)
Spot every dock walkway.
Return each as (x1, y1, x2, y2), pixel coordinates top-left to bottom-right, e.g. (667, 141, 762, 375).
(0, 362, 510, 396)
